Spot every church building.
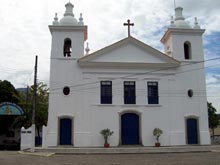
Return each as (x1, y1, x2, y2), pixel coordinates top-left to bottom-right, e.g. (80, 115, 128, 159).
(42, 2, 210, 147)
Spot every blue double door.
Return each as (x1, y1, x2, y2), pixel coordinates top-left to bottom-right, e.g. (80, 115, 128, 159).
(186, 118, 199, 144)
(59, 118, 72, 145)
(121, 113, 140, 145)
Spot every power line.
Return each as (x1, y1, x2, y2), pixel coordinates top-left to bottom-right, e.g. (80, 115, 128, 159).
(42, 62, 220, 92)
(48, 57, 220, 92)
(49, 63, 220, 93)
(49, 89, 220, 98)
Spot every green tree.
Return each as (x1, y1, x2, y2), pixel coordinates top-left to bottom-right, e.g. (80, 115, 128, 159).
(34, 82, 48, 137)
(208, 102, 220, 137)
(0, 80, 21, 135)
(13, 82, 48, 137)
(0, 80, 19, 103)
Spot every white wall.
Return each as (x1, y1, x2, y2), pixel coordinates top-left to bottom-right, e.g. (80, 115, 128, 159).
(45, 63, 210, 147)
(44, 24, 210, 147)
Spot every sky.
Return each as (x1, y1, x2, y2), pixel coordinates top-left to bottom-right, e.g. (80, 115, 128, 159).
(0, 0, 219, 112)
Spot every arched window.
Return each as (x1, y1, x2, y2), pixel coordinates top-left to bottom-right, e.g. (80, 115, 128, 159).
(184, 41, 191, 60)
(63, 38, 72, 57)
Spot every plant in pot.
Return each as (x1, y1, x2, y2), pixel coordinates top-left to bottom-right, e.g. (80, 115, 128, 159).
(100, 128, 114, 148)
(153, 128, 163, 147)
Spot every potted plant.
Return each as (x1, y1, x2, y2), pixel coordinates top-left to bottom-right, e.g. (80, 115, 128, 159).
(100, 128, 114, 148)
(153, 128, 163, 147)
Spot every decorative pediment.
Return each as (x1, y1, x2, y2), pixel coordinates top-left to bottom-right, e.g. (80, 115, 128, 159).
(78, 37, 180, 68)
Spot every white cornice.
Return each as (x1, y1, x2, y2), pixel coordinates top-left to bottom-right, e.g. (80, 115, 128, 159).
(78, 61, 180, 68)
(49, 25, 88, 40)
(161, 28, 205, 43)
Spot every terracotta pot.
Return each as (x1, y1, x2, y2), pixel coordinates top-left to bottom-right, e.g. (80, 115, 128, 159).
(104, 143, 110, 148)
(155, 142, 160, 147)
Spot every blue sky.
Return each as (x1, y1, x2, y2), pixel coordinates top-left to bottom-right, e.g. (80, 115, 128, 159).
(204, 32, 220, 112)
(0, 0, 219, 111)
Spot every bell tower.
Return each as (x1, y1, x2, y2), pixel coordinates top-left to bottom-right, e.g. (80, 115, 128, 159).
(48, 2, 88, 88)
(161, 7, 210, 146)
(49, 2, 87, 59)
(161, 7, 205, 62)
(45, 2, 88, 147)
(48, 1, 88, 96)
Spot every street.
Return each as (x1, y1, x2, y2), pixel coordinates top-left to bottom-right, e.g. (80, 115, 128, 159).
(0, 151, 220, 165)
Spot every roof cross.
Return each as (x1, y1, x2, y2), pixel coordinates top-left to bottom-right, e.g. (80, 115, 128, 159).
(123, 19, 134, 37)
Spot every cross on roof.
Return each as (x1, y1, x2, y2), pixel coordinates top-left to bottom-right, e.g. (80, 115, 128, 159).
(123, 19, 134, 37)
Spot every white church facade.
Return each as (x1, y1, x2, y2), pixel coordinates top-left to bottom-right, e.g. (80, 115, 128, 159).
(42, 2, 210, 147)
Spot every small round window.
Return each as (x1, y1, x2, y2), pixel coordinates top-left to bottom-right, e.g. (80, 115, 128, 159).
(63, 86, 70, 95)
(188, 89, 193, 98)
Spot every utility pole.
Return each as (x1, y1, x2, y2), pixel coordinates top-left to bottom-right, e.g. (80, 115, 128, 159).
(32, 55, 38, 124)
(31, 55, 38, 152)
(26, 85, 29, 112)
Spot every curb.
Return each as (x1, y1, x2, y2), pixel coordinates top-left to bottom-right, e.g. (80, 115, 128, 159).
(18, 151, 55, 157)
(19, 146, 220, 155)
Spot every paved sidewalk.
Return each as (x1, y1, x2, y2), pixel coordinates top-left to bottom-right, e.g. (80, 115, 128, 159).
(1, 151, 220, 165)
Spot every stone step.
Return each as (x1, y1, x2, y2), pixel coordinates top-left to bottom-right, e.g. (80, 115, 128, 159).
(34, 145, 220, 154)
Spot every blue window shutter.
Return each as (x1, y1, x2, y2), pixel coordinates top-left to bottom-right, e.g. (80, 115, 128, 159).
(100, 81, 112, 104)
(148, 82, 159, 104)
(124, 81, 136, 104)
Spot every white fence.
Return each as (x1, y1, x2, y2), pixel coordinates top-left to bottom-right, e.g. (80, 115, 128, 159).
(20, 125, 35, 151)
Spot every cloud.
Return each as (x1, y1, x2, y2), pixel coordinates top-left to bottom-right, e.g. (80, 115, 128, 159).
(206, 73, 220, 111)
(206, 73, 220, 85)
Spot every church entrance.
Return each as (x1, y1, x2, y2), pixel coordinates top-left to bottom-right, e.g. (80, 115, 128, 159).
(59, 118, 72, 145)
(121, 113, 140, 145)
(186, 118, 199, 144)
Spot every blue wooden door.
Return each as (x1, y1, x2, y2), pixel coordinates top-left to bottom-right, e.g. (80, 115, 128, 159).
(187, 118, 198, 144)
(60, 118, 72, 145)
(121, 113, 139, 145)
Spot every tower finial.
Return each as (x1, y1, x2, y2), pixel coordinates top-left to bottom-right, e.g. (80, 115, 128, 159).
(78, 13, 84, 25)
(175, 7, 184, 21)
(85, 42, 90, 55)
(194, 17, 200, 29)
(171, 7, 191, 28)
(53, 13, 59, 25)
(170, 16, 175, 27)
(64, 2, 74, 17)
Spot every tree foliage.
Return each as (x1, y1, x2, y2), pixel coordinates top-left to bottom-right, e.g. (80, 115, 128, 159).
(0, 80, 19, 104)
(0, 80, 48, 138)
(153, 128, 163, 143)
(100, 128, 114, 144)
(208, 102, 220, 136)
(0, 80, 22, 135)
(13, 82, 48, 137)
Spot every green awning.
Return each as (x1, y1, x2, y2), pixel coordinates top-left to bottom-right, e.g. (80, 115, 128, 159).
(0, 102, 24, 115)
